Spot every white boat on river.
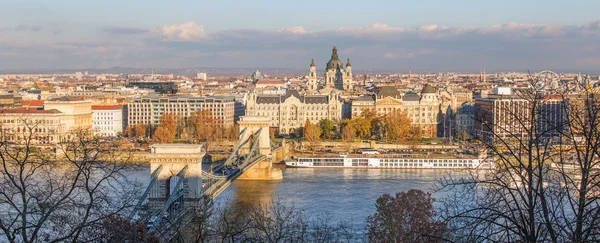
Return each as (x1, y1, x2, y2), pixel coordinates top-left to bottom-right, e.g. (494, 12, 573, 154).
(286, 154, 494, 169)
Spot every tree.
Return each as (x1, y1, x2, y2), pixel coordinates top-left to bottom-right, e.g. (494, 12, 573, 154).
(407, 125, 423, 141)
(152, 126, 174, 143)
(352, 117, 371, 139)
(366, 189, 446, 243)
(341, 125, 356, 143)
(303, 120, 321, 150)
(159, 113, 177, 135)
(341, 125, 357, 152)
(190, 109, 217, 141)
(318, 119, 336, 140)
(361, 108, 377, 120)
(370, 116, 385, 140)
(0, 126, 137, 242)
(99, 215, 159, 243)
(457, 129, 470, 141)
(134, 124, 147, 139)
(384, 110, 412, 142)
(437, 74, 600, 242)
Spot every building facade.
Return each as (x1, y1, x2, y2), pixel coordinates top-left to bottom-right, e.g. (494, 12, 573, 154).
(125, 81, 178, 94)
(0, 108, 65, 145)
(127, 96, 235, 127)
(351, 85, 441, 137)
(455, 103, 475, 139)
(92, 105, 124, 137)
(245, 90, 342, 135)
(44, 96, 93, 133)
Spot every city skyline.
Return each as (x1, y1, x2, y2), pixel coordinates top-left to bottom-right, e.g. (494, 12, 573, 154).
(1, 0, 600, 71)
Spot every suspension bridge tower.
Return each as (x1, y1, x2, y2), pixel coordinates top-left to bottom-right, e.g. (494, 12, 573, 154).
(237, 116, 282, 180)
(147, 144, 206, 210)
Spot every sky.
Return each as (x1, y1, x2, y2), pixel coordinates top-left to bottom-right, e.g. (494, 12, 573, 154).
(1, 0, 600, 71)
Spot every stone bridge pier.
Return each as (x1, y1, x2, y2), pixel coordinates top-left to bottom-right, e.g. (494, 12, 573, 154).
(236, 116, 282, 181)
(147, 144, 205, 210)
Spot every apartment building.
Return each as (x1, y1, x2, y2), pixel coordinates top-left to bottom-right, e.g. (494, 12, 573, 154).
(127, 95, 235, 127)
(92, 105, 124, 137)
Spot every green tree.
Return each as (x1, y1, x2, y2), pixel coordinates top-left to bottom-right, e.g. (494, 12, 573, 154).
(318, 119, 336, 140)
(371, 116, 385, 140)
(366, 189, 446, 243)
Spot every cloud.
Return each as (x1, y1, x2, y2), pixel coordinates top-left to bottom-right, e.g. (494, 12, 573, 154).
(337, 23, 404, 34)
(14, 24, 42, 32)
(156, 21, 205, 42)
(2, 21, 600, 70)
(102, 26, 148, 35)
(277, 26, 309, 34)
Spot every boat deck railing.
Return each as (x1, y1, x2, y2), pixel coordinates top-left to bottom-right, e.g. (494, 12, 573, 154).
(296, 153, 478, 159)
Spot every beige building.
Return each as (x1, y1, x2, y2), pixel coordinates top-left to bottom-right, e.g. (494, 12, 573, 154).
(351, 85, 441, 137)
(127, 95, 235, 127)
(0, 108, 65, 145)
(245, 90, 342, 135)
(44, 96, 93, 132)
(0, 96, 94, 145)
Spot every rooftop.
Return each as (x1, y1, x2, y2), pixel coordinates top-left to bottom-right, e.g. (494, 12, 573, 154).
(22, 100, 44, 107)
(92, 105, 124, 110)
(0, 107, 62, 114)
(47, 96, 86, 102)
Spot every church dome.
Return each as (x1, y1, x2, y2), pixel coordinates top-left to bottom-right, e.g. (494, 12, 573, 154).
(326, 45, 343, 70)
(421, 85, 437, 94)
(327, 59, 343, 70)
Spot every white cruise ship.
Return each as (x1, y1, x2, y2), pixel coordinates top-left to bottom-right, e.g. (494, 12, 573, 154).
(286, 156, 494, 169)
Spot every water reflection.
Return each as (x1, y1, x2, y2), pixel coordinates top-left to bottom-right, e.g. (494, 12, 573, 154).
(231, 180, 280, 208)
(219, 167, 464, 225)
(131, 164, 465, 226)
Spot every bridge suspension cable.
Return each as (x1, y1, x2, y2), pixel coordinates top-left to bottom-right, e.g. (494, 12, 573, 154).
(129, 165, 163, 220)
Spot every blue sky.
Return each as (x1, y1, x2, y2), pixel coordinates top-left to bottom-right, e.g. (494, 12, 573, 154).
(1, 0, 600, 71)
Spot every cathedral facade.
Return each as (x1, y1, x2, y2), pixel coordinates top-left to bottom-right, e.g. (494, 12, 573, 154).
(307, 46, 353, 91)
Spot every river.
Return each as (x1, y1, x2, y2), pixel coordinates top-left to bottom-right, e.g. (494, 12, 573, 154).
(220, 166, 450, 225)
(131, 164, 458, 227)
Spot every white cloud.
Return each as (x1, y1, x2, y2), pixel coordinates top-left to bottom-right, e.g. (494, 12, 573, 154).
(277, 26, 309, 34)
(337, 23, 404, 33)
(156, 21, 206, 42)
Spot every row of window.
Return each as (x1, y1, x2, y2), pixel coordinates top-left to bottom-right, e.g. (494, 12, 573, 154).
(255, 105, 334, 111)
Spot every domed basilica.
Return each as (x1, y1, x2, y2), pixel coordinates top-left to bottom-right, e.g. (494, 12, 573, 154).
(307, 46, 353, 91)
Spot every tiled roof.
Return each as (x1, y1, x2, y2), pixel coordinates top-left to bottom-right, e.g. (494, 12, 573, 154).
(256, 80, 285, 85)
(92, 105, 123, 110)
(22, 100, 45, 106)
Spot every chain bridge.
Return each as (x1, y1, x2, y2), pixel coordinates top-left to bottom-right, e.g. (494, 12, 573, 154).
(129, 116, 284, 241)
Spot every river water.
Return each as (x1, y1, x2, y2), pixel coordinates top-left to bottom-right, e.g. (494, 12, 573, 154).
(131, 164, 458, 227)
(219, 166, 450, 225)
